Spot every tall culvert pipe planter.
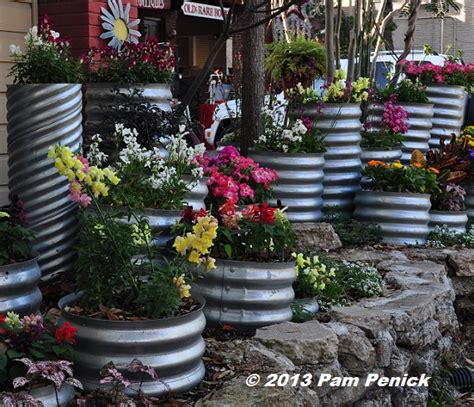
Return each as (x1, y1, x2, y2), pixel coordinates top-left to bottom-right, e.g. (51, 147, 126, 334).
(248, 151, 324, 222)
(429, 210, 468, 233)
(0, 257, 42, 315)
(192, 259, 296, 330)
(7, 84, 82, 279)
(368, 102, 433, 164)
(426, 84, 467, 149)
(59, 293, 206, 396)
(354, 190, 431, 245)
(84, 83, 172, 137)
(360, 148, 402, 166)
(30, 384, 75, 407)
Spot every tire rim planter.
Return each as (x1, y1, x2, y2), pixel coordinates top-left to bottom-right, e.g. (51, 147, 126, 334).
(59, 293, 206, 397)
(354, 190, 431, 245)
(368, 102, 433, 164)
(29, 384, 75, 407)
(426, 84, 467, 149)
(84, 83, 173, 137)
(428, 210, 468, 233)
(360, 148, 403, 166)
(192, 259, 296, 330)
(248, 151, 324, 222)
(7, 84, 82, 279)
(0, 257, 42, 315)
(183, 177, 209, 211)
(293, 297, 320, 316)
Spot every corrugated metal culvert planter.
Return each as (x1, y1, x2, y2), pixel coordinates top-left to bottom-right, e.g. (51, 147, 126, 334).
(248, 151, 324, 222)
(0, 257, 42, 315)
(59, 293, 206, 396)
(429, 210, 468, 233)
(466, 180, 474, 224)
(293, 297, 320, 316)
(84, 83, 172, 136)
(354, 190, 431, 245)
(368, 102, 433, 164)
(426, 84, 467, 149)
(29, 384, 75, 407)
(192, 259, 296, 330)
(7, 84, 82, 279)
(360, 148, 402, 166)
(183, 177, 209, 211)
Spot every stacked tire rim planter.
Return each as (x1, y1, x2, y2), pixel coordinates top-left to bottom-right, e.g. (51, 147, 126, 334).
(7, 84, 83, 279)
(309, 104, 362, 217)
(429, 210, 468, 233)
(192, 259, 296, 330)
(0, 257, 42, 315)
(368, 102, 434, 164)
(354, 190, 431, 245)
(30, 384, 75, 407)
(59, 293, 206, 396)
(248, 151, 325, 222)
(426, 84, 467, 149)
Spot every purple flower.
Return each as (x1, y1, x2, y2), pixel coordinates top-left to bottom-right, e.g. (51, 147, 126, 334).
(302, 117, 313, 132)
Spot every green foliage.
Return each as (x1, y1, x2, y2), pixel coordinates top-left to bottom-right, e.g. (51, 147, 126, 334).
(361, 129, 404, 149)
(427, 225, 474, 248)
(0, 207, 34, 266)
(375, 80, 429, 104)
(293, 253, 337, 298)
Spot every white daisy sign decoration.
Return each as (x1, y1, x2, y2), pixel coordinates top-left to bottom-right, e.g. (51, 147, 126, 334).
(100, 0, 141, 49)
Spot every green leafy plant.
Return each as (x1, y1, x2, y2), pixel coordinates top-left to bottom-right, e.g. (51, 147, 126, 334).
(427, 225, 474, 248)
(375, 79, 429, 104)
(9, 16, 81, 84)
(292, 253, 337, 298)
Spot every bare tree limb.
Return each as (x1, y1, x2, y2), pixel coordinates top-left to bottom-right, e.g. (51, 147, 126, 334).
(325, 0, 335, 82)
(335, 0, 343, 69)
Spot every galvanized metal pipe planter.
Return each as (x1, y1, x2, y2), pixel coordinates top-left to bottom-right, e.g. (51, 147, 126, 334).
(30, 384, 75, 407)
(293, 297, 320, 316)
(59, 293, 206, 396)
(7, 84, 83, 279)
(192, 259, 296, 330)
(183, 177, 209, 211)
(429, 210, 468, 233)
(0, 257, 42, 315)
(360, 148, 402, 166)
(354, 190, 431, 245)
(84, 83, 173, 136)
(248, 151, 324, 222)
(426, 84, 467, 149)
(368, 102, 433, 164)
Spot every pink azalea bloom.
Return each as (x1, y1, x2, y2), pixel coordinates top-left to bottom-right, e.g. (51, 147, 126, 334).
(79, 194, 92, 208)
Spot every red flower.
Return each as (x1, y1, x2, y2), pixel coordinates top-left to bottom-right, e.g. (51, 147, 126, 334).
(55, 322, 77, 345)
(258, 203, 276, 224)
(195, 208, 209, 219)
(180, 206, 196, 223)
(219, 199, 236, 217)
(0, 315, 5, 323)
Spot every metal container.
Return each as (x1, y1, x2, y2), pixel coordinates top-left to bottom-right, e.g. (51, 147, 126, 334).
(360, 148, 402, 166)
(354, 190, 431, 245)
(426, 84, 467, 149)
(59, 293, 206, 396)
(84, 83, 172, 136)
(248, 151, 325, 222)
(311, 103, 362, 216)
(183, 177, 209, 211)
(0, 257, 42, 315)
(466, 180, 474, 225)
(30, 384, 75, 407)
(293, 297, 320, 316)
(368, 102, 433, 164)
(429, 210, 468, 233)
(192, 259, 296, 329)
(7, 84, 82, 279)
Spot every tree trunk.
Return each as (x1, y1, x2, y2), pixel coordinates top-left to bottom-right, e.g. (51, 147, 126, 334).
(383, 0, 394, 50)
(240, 0, 265, 156)
(325, 0, 335, 82)
(335, 0, 343, 69)
(347, 0, 362, 81)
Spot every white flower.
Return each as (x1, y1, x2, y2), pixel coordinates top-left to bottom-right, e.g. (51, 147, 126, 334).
(50, 30, 60, 40)
(9, 45, 22, 56)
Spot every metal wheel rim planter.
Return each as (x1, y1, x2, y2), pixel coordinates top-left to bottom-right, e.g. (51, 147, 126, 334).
(429, 210, 468, 233)
(426, 85, 467, 149)
(354, 190, 431, 245)
(183, 177, 209, 211)
(192, 259, 296, 330)
(248, 151, 324, 222)
(29, 384, 75, 407)
(360, 148, 402, 166)
(7, 84, 82, 279)
(59, 293, 206, 396)
(368, 102, 433, 164)
(314, 103, 362, 216)
(0, 257, 42, 316)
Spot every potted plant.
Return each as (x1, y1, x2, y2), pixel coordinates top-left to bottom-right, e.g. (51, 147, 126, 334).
(49, 145, 218, 396)
(265, 36, 326, 93)
(0, 201, 41, 316)
(401, 54, 473, 148)
(249, 106, 326, 222)
(354, 151, 440, 245)
(7, 16, 83, 279)
(81, 40, 176, 136)
(185, 201, 297, 330)
(85, 124, 207, 246)
(0, 312, 82, 406)
(369, 80, 433, 164)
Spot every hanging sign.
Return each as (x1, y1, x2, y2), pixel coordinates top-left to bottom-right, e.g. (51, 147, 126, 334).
(181, 2, 229, 20)
(138, 0, 171, 9)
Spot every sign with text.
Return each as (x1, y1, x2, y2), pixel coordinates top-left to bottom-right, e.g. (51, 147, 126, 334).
(138, 0, 171, 9)
(181, 1, 229, 20)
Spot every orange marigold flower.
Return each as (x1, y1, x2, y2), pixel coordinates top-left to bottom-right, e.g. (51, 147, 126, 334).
(428, 167, 440, 174)
(411, 162, 424, 168)
(367, 160, 386, 167)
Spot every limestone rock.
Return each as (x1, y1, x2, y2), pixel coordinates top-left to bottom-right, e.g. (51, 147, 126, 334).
(448, 250, 474, 277)
(293, 222, 342, 251)
(245, 342, 296, 373)
(377, 260, 447, 286)
(451, 276, 474, 296)
(385, 347, 411, 377)
(254, 321, 338, 365)
(332, 249, 407, 267)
